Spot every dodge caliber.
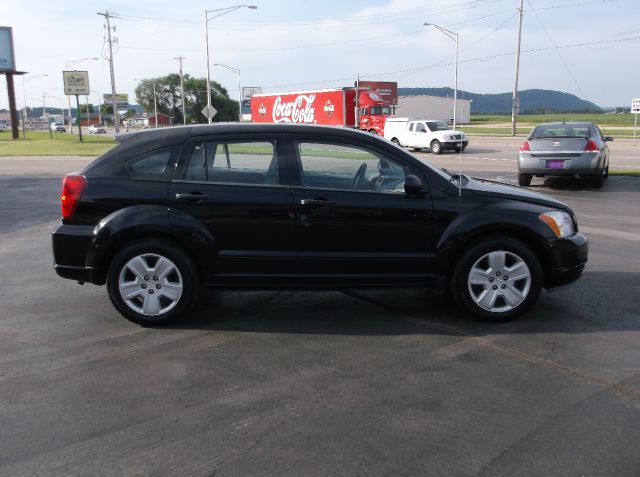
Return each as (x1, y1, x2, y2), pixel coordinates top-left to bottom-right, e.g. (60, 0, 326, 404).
(52, 124, 587, 325)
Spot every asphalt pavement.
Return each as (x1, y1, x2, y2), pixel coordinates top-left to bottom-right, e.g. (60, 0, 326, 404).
(0, 139, 639, 476)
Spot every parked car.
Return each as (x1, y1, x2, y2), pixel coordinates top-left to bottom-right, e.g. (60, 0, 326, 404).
(51, 122, 66, 133)
(52, 124, 587, 326)
(88, 124, 107, 134)
(518, 121, 612, 188)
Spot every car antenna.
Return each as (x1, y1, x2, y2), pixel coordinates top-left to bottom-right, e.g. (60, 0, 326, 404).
(458, 132, 463, 197)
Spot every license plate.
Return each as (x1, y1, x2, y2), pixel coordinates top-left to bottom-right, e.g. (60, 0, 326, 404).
(547, 160, 564, 169)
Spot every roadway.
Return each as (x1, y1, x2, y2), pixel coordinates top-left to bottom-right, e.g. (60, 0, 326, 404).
(0, 137, 639, 476)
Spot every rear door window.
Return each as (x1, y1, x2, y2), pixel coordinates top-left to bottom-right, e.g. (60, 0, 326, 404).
(182, 140, 278, 185)
(124, 147, 176, 181)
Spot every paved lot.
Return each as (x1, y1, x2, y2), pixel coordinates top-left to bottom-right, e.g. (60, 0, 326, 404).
(0, 138, 639, 476)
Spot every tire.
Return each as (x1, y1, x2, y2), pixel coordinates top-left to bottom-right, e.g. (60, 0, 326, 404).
(107, 240, 199, 326)
(430, 140, 442, 155)
(391, 138, 401, 146)
(368, 129, 378, 135)
(518, 173, 532, 187)
(590, 172, 604, 188)
(450, 236, 542, 321)
(603, 164, 609, 179)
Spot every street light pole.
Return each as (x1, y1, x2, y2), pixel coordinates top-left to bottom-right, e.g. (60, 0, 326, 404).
(511, 0, 525, 137)
(174, 56, 187, 125)
(215, 63, 241, 122)
(21, 73, 47, 139)
(153, 82, 158, 128)
(204, 5, 257, 124)
(424, 23, 459, 130)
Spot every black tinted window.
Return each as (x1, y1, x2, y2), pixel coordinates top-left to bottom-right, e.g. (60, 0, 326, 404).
(297, 142, 408, 193)
(183, 141, 278, 185)
(125, 148, 174, 180)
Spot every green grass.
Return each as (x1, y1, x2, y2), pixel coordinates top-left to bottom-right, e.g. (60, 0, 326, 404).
(471, 113, 637, 127)
(0, 131, 116, 156)
(610, 169, 640, 177)
(468, 113, 639, 137)
(459, 126, 633, 137)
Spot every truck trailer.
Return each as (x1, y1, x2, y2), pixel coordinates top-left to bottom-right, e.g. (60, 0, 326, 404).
(250, 88, 392, 135)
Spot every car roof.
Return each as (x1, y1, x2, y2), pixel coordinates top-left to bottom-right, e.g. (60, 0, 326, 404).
(534, 122, 594, 128)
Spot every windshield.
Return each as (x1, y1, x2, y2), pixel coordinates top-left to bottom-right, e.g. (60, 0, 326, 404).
(530, 123, 591, 139)
(426, 121, 450, 131)
(369, 106, 391, 116)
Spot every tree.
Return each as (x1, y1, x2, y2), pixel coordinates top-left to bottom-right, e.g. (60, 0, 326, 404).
(135, 74, 238, 124)
(79, 103, 95, 113)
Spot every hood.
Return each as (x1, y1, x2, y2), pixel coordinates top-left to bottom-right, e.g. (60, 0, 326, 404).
(465, 177, 568, 210)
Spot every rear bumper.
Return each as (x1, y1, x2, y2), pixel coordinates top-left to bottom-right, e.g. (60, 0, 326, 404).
(52, 223, 104, 284)
(546, 232, 588, 289)
(519, 152, 603, 175)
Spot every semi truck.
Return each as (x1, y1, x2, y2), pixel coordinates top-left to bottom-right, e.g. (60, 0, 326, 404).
(250, 87, 392, 135)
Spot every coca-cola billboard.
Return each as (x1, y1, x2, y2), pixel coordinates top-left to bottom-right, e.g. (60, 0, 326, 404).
(357, 81, 398, 106)
(251, 89, 356, 127)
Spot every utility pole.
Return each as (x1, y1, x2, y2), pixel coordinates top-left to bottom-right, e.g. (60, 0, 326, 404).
(98, 10, 120, 133)
(511, 0, 524, 137)
(174, 56, 187, 125)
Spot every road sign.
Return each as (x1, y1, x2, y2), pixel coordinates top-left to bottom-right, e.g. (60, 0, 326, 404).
(242, 87, 262, 101)
(63, 71, 90, 95)
(513, 97, 520, 113)
(632, 98, 640, 114)
(201, 105, 217, 120)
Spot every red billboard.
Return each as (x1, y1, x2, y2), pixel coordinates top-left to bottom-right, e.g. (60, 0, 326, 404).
(357, 81, 398, 106)
(251, 89, 356, 127)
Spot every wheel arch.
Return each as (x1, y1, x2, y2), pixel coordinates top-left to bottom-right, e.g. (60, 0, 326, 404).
(88, 205, 217, 285)
(438, 224, 552, 290)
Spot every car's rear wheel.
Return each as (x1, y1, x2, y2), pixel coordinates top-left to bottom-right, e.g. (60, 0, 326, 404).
(430, 140, 442, 155)
(450, 236, 542, 321)
(590, 171, 604, 188)
(391, 138, 401, 146)
(107, 240, 198, 326)
(518, 173, 532, 187)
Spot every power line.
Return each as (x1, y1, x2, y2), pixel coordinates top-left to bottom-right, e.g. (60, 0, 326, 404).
(261, 34, 640, 90)
(111, 0, 506, 31)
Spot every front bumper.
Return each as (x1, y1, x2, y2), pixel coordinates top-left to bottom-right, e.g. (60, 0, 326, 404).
(546, 232, 588, 289)
(442, 140, 468, 151)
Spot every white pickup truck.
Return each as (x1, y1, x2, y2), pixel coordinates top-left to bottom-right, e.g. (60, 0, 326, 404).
(383, 117, 468, 154)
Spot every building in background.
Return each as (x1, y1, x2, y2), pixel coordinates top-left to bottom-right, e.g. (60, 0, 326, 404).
(396, 95, 471, 124)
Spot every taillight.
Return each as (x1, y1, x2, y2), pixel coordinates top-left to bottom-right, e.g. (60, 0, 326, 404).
(519, 140, 530, 152)
(584, 140, 599, 152)
(61, 175, 87, 219)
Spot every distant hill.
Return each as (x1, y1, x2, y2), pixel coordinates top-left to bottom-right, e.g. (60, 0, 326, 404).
(398, 88, 602, 114)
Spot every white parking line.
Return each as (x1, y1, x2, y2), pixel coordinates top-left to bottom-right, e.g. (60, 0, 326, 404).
(610, 164, 639, 168)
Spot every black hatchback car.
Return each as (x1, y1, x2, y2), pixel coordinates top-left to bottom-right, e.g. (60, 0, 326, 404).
(53, 124, 587, 325)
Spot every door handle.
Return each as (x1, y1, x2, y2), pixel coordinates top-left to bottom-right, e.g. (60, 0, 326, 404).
(176, 193, 210, 202)
(299, 199, 336, 207)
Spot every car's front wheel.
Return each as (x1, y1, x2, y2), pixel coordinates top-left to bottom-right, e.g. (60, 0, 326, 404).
(450, 236, 542, 321)
(107, 240, 199, 326)
(430, 140, 442, 154)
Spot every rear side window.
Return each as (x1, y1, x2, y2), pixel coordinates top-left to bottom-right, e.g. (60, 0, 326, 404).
(124, 148, 175, 180)
(182, 140, 278, 185)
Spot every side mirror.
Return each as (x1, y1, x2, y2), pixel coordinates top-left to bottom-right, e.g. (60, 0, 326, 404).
(404, 174, 426, 196)
(604, 136, 614, 142)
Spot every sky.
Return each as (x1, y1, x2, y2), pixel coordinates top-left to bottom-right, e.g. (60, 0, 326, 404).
(2, 0, 639, 112)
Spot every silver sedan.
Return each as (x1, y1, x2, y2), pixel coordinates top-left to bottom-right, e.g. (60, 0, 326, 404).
(518, 122, 612, 188)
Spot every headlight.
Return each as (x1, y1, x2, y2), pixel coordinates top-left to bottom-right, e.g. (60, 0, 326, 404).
(538, 210, 575, 238)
